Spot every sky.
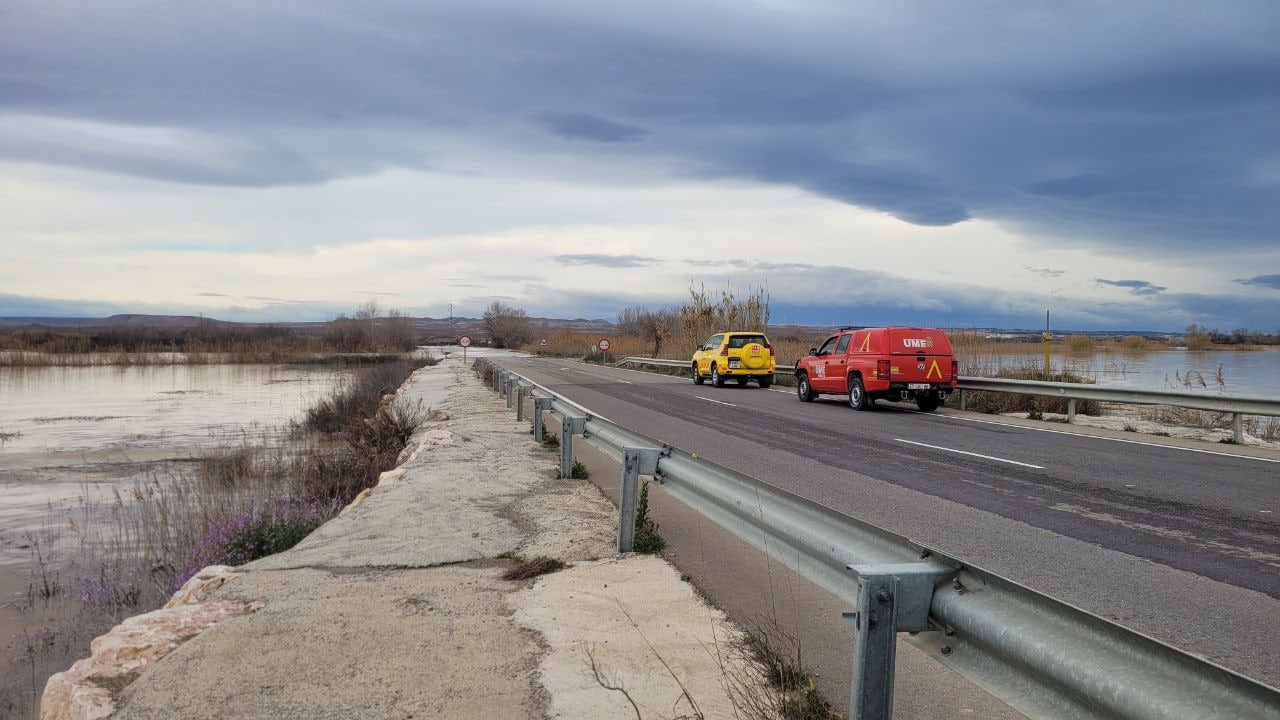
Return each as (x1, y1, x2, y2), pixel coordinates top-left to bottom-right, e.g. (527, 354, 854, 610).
(1, 1, 1278, 331)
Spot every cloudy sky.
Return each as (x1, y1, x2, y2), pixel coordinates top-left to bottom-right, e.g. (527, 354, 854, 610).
(1, 1, 1277, 330)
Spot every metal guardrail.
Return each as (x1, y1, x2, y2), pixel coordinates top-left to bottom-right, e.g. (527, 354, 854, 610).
(475, 357, 1280, 720)
(617, 356, 1280, 443)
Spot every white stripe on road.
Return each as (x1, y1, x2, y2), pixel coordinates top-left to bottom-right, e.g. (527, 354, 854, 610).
(695, 395, 738, 407)
(895, 439, 1045, 469)
(616, 379, 632, 384)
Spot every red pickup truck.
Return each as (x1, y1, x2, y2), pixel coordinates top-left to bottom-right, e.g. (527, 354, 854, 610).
(794, 327, 958, 411)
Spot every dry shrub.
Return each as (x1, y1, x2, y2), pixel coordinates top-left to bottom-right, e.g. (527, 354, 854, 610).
(951, 364, 1101, 416)
(529, 329, 652, 361)
(1065, 335, 1095, 353)
(502, 556, 566, 581)
(722, 619, 841, 720)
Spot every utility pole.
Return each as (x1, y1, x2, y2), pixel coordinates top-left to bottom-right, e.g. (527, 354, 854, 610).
(1042, 310, 1053, 378)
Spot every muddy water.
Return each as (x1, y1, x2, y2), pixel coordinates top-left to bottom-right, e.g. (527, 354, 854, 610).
(0, 363, 351, 677)
(984, 347, 1280, 396)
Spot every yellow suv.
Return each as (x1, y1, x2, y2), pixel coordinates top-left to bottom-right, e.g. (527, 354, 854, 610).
(691, 332, 776, 388)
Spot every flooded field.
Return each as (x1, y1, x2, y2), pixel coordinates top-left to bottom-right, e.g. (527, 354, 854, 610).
(976, 347, 1280, 396)
(0, 362, 351, 700)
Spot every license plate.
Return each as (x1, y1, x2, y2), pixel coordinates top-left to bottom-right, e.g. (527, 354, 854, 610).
(729, 359, 741, 368)
(908, 383, 930, 390)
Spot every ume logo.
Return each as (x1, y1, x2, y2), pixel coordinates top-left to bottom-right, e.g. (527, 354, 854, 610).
(903, 338, 934, 349)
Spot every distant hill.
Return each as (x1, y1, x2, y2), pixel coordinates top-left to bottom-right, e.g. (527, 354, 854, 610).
(0, 314, 239, 329)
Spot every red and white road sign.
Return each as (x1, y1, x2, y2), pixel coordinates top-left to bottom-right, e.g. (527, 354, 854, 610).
(598, 338, 611, 351)
(459, 336, 472, 347)
(540, 338, 548, 346)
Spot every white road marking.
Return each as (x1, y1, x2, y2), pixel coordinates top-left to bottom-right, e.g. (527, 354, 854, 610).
(695, 395, 738, 407)
(928, 413, 1280, 464)
(616, 379, 632, 384)
(895, 439, 1045, 469)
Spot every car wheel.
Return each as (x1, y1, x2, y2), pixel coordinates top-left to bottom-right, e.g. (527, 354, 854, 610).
(916, 394, 940, 412)
(848, 377, 869, 411)
(711, 366, 725, 387)
(736, 377, 748, 386)
(759, 375, 773, 389)
(692, 363, 704, 385)
(796, 374, 814, 402)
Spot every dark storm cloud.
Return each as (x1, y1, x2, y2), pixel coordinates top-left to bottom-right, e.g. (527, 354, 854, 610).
(550, 253, 662, 268)
(539, 113, 647, 143)
(1096, 279, 1168, 296)
(1236, 274, 1280, 290)
(534, 264, 1280, 331)
(1, 1, 1278, 252)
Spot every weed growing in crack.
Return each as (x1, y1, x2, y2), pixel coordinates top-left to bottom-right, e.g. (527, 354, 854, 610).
(633, 481, 665, 554)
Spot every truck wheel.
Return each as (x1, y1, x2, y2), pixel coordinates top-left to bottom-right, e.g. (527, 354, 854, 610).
(692, 363, 703, 385)
(711, 366, 725, 387)
(916, 394, 940, 412)
(796, 374, 815, 402)
(759, 375, 773, 389)
(848, 377, 870, 411)
(736, 377, 748, 386)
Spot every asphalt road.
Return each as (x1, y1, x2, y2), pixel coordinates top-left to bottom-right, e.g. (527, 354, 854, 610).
(495, 354, 1280, 690)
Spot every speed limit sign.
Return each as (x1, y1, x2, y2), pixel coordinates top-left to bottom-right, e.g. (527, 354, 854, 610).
(598, 338, 611, 351)
(459, 336, 472, 347)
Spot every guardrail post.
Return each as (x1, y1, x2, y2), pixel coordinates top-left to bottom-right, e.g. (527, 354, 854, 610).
(844, 563, 953, 720)
(958, 388, 966, 411)
(619, 447, 661, 552)
(495, 369, 505, 395)
(1232, 413, 1243, 444)
(515, 385, 526, 421)
(506, 378, 516, 409)
(560, 415, 586, 478)
(532, 397, 553, 441)
(1067, 398, 1076, 424)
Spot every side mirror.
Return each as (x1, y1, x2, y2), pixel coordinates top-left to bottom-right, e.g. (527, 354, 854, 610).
(808, 347, 818, 356)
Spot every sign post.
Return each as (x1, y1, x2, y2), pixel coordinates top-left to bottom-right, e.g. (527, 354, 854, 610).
(459, 335, 472, 363)
(597, 337, 611, 358)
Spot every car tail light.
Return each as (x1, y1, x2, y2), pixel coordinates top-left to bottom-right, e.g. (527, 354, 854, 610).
(876, 359, 890, 380)
(720, 346, 729, 356)
(951, 360, 959, 378)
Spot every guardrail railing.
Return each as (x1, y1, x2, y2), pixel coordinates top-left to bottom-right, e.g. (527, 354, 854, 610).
(475, 357, 1280, 720)
(616, 356, 1280, 443)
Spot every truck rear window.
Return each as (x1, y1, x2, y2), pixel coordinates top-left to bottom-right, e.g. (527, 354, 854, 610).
(727, 335, 768, 348)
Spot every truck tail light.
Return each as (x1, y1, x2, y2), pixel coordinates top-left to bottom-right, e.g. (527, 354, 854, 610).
(876, 359, 890, 380)
(720, 346, 729, 356)
(951, 360, 959, 379)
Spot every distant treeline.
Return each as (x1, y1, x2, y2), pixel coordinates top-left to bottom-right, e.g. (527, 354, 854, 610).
(0, 302, 420, 357)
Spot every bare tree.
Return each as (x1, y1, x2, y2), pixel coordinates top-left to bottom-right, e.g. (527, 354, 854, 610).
(483, 301, 533, 348)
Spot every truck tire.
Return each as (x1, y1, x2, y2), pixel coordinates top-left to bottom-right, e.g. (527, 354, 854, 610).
(759, 375, 774, 389)
(711, 365, 726, 387)
(736, 377, 748, 386)
(796, 373, 815, 402)
(916, 394, 940, 412)
(848, 377, 870, 411)
(692, 363, 703, 385)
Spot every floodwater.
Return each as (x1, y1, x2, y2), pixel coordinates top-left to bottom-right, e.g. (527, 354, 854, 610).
(986, 347, 1280, 397)
(0, 362, 351, 541)
(0, 364, 351, 656)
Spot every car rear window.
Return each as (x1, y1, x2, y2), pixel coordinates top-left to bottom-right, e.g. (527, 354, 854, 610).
(727, 334, 768, 348)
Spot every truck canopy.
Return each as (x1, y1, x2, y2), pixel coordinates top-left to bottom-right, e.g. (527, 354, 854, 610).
(884, 328, 954, 356)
